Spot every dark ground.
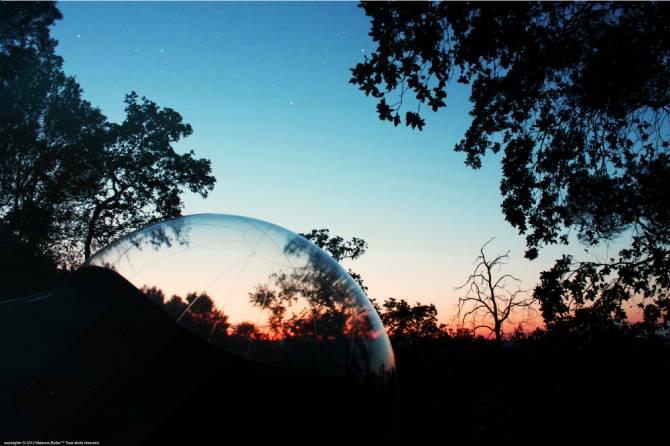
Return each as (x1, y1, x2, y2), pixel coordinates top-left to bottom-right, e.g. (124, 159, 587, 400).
(0, 267, 393, 443)
(393, 331, 670, 443)
(1, 267, 668, 444)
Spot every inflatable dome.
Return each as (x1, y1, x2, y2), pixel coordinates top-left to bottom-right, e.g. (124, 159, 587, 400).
(84, 213, 396, 380)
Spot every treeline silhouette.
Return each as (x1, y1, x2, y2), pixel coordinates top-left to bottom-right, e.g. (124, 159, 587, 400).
(351, 1, 670, 332)
(140, 279, 670, 442)
(136, 249, 394, 380)
(0, 2, 215, 300)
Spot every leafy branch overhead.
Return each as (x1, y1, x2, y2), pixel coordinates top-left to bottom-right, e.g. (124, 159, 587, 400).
(0, 3, 215, 268)
(299, 229, 369, 292)
(78, 92, 215, 260)
(352, 1, 670, 328)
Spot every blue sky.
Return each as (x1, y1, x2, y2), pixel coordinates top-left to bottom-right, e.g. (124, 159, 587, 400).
(51, 1, 607, 325)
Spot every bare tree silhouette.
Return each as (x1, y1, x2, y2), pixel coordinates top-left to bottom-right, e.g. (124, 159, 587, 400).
(456, 239, 536, 342)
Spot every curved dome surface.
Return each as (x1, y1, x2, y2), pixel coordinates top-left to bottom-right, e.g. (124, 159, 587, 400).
(84, 213, 395, 380)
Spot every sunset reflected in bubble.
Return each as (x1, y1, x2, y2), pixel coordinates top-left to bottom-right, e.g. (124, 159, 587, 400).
(85, 213, 396, 380)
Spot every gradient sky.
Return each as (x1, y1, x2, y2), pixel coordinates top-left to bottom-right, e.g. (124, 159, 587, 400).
(50, 1, 623, 327)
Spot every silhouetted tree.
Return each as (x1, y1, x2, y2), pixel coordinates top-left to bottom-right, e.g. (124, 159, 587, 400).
(248, 267, 351, 341)
(141, 288, 231, 340)
(231, 321, 264, 340)
(0, 3, 215, 270)
(1, 2, 107, 267)
(456, 239, 536, 342)
(299, 229, 369, 292)
(377, 297, 446, 342)
(184, 291, 215, 315)
(163, 294, 188, 320)
(74, 92, 215, 261)
(351, 2, 670, 327)
(178, 291, 229, 339)
(297, 231, 448, 344)
(248, 284, 285, 338)
(446, 326, 475, 340)
(140, 285, 165, 307)
(249, 234, 380, 342)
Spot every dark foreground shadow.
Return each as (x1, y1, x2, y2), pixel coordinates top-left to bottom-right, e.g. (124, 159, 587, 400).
(0, 267, 396, 443)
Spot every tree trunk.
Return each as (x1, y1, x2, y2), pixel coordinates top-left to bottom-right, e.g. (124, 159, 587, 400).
(84, 204, 104, 260)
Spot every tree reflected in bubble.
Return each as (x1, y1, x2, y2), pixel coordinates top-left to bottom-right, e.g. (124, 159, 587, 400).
(85, 213, 396, 382)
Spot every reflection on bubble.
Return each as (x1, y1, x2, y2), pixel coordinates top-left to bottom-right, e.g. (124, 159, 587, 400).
(85, 213, 396, 381)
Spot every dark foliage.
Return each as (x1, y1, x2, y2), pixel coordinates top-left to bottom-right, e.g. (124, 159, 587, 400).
(390, 328, 670, 443)
(300, 228, 369, 291)
(375, 297, 447, 344)
(351, 1, 670, 327)
(0, 2, 215, 276)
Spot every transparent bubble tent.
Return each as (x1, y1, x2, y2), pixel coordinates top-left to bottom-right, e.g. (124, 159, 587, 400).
(84, 213, 396, 380)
